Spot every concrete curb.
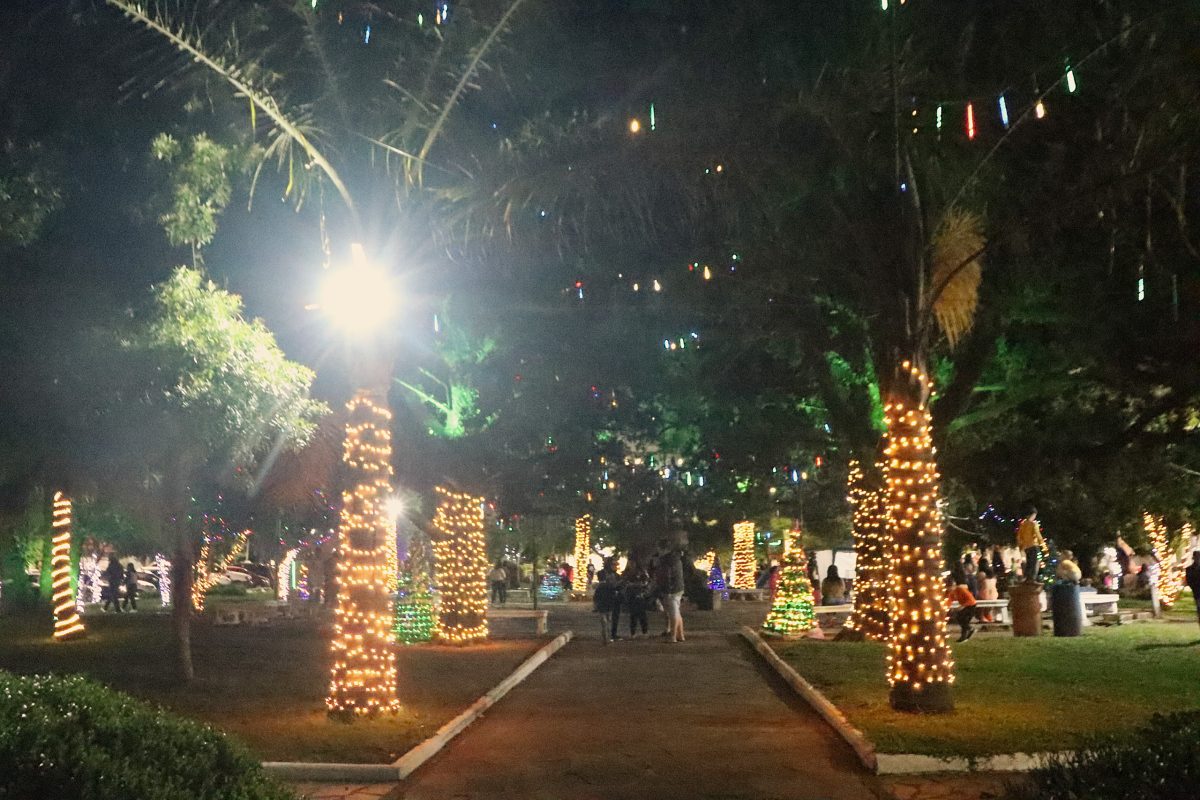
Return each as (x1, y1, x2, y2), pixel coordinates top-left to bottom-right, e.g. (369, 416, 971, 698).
(739, 626, 877, 772)
(741, 626, 1076, 775)
(875, 751, 1070, 774)
(263, 630, 574, 783)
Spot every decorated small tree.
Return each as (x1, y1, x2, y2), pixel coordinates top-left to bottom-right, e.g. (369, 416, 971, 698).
(708, 555, 728, 600)
(762, 530, 816, 637)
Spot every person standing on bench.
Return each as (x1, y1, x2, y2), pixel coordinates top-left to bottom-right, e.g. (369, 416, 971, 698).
(1186, 551, 1200, 630)
(1017, 505, 1045, 583)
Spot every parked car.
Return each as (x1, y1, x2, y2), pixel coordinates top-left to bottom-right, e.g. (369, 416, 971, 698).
(222, 565, 254, 584)
(238, 562, 274, 588)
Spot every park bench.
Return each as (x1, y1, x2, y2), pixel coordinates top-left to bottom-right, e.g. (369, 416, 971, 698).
(814, 603, 853, 623)
(504, 588, 532, 604)
(727, 588, 766, 601)
(1082, 593, 1120, 616)
(488, 607, 549, 635)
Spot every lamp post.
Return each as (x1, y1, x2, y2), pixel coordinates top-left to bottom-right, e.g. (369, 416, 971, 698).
(318, 244, 403, 718)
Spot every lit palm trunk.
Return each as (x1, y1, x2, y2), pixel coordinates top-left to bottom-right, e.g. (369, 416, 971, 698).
(326, 392, 400, 717)
(884, 364, 954, 712)
(842, 460, 890, 641)
(573, 515, 592, 595)
(432, 486, 490, 644)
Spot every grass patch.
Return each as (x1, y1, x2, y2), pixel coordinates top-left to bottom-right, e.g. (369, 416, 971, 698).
(773, 622, 1200, 758)
(0, 612, 542, 763)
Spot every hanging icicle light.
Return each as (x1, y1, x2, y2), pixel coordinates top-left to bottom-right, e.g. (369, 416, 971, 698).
(1064, 61, 1078, 94)
(998, 94, 1010, 129)
(965, 102, 976, 140)
(935, 104, 943, 133)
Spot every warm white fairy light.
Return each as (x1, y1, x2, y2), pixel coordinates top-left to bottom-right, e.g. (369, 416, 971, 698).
(844, 460, 891, 640)
(155, 553, 171, 606)
(1144, 513, 1185, 607)
(694, 550, 716, 572)
(50, 492, 85, 640)
(573, 515, 592, 596)
(884, 361, 955, 713)
(192, 531, 247, 612)
(327, 392, 400, 716)
(432, 486, 489, 644)
(731, 521, 757, 590)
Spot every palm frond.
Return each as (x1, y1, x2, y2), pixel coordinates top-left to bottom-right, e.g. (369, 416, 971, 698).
(928, 208, 985, 348)
(104, 0, 356, 217)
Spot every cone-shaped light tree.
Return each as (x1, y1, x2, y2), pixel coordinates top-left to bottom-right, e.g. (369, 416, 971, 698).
(761, 529, 817, 637)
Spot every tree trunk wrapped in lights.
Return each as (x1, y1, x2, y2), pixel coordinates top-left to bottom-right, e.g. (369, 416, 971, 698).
(432, 486, 489, 644)
(50, 492, 85, 641)
(573, 514, 592, 595)
(840, 459, 891, 642)
(730, 521, 757, 589)
(1144, 513, 1185, 608)
(326, 392, 400, 717)
(761, 529, 817, 637)
(884, 363, 955, 713)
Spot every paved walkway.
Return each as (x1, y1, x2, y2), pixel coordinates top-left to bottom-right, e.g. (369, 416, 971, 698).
(396, 602, 882, 800)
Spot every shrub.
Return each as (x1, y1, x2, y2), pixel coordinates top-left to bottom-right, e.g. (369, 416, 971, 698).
(206, 582, 250, 597)
(1003, 711, 1200, 800)
(0, 672, 295, 800)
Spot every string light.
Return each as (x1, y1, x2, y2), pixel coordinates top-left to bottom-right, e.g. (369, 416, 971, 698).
(762, 528, 816, 637)
(192, 531, 248, 612)
(155, 553, 171, 606)
(1143, 513, 1185, 607)
(50, 492, 85, 640)
(1064, 60, 1077, 94)
(573, 515, 592, 597)
(935, 104, 943, 132)
(965, 102, 976, 140)
(1035, 99, 1047, 119)
(629, 118, 642, 134)
(884, 362, 955, 713)
(649, 102, 657, 131)
(277, 549, 299, 602)
(843, 460, 891, 641)
(327, 393, 400, 717)
(694, 550, 715, 572)
(998, 94, 1010, 128)
(432, 486, 490, 644)
(731, 521, 757, 590)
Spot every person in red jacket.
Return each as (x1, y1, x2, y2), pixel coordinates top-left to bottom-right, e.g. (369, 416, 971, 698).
(946, 569, 978, 642)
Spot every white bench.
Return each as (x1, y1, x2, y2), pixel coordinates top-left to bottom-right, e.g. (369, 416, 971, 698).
(1082, 593, 1120, 615)
(488, 608, 549, 635)
(951, 599, 1011, 624)
(814, 603, 853, 622)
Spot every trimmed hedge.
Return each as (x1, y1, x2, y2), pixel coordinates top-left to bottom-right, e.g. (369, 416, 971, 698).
(1004, 711, 1200, 800)
(0, 672, 294, 800)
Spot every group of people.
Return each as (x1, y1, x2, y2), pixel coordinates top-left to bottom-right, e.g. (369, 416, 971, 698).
(100, 558, 140, 612)
(592, 537, 687, 643)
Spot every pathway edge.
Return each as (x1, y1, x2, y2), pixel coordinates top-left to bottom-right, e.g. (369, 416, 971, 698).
(739, 626, 878, 772)
(741, 626, 1075, 776)
(262, 630, 574, 783)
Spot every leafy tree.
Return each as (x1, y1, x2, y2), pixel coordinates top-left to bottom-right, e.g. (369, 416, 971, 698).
(122, 267, 326, 680)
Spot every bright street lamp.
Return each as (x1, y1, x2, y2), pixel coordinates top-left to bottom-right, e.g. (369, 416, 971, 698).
(316, 243, 397, 337)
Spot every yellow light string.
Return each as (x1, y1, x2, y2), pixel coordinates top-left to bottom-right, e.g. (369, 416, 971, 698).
(192, 530, 248, 612)
(50, 492, 85, 640)
(883, 362, 955, 712)
(432, 486, 490, 644)
(573, 515, 592, 595)
(730, 521, 757, 589)
(844, 459, 891, 640)
(326, 393, 400, 716)
(1143, 513, 1185, 607)
(386, 528, 400, 594)
(277, 548, 299, 602)
(694, 550, 716, 572)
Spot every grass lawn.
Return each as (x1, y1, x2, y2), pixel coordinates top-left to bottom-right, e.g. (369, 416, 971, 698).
(773, 621, 1200, 758)
(0, 611, 543, 763)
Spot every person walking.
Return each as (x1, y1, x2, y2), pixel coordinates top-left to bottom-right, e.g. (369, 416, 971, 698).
(946, 570, 978, 642)
(976, 564, 998, 621)
(122, 562, 139, 612)
(102, 556, 124, 613)
(655, 537, 686, 642)
(1017, 505, 1044, 582)
(1185, 551, 1200, 630)
(489, 561, 508, 605)
(623, 561, 651, 638)
(594, 557, 622, 643)
(820, 565, 846, 605)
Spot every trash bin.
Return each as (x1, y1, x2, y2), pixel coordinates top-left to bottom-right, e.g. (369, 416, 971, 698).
(1009, 582, 1044, 636)
(1051, 582, 1083, 637)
